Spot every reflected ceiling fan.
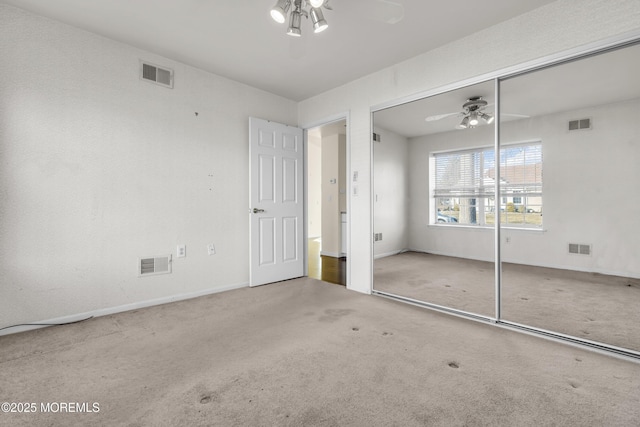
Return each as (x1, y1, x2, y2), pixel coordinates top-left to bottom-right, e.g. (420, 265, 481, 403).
(425, 96, 528, 129)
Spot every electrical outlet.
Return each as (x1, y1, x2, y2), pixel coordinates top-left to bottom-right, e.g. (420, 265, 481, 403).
(207, 244, 216, 255)
(177, 245, 186, 258)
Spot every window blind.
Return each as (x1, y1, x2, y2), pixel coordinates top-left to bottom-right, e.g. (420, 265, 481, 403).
(434, 149, 495, 198)
(434, 143, 542, 198)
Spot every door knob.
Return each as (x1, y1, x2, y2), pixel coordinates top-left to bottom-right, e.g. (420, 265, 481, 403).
(252, 208, 265, 214)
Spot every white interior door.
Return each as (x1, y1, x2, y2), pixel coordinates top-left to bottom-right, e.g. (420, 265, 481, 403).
(249, 117, 304, 287)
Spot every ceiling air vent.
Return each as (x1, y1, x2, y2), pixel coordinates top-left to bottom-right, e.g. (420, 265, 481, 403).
(141, 61, 174, 88)
(568, 118, 591, 131)
(139, 255, 172, 276)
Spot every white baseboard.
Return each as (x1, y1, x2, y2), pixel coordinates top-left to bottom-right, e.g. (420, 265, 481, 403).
(409, 248, 494, 264)
(407, 248, 640, 279)
(0, 281, 249, 337)
(374, 249, 408, 260)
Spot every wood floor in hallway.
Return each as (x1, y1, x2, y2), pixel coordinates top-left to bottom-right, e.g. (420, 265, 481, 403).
(308, 238, 346, 286)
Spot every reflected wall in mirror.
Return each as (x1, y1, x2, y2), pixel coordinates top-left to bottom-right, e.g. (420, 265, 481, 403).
(499, 42, 640, 353)
(373, 81, 496, 318)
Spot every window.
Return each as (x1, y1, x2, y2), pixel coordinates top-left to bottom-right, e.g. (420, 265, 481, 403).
(432, 142, 542, 227)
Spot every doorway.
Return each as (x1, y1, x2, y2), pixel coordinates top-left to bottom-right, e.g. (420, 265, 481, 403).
(307, 119, 347, 286)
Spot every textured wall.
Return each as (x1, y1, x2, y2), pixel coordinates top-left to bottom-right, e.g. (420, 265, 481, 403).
(298, 0, 640, 294)
(372, 127, 409, 258)
(0, 4, 297, 327)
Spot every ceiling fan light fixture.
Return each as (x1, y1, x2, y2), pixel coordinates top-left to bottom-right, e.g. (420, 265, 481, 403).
(457, 116, 470, 129)
(469, 111, 479, 126)
(271, 0, 331, 37)
(481, 112, 494, 124)
(271, 0, 290, 24)
(310, 7, 328, 33)
(287, 13, 302, 36)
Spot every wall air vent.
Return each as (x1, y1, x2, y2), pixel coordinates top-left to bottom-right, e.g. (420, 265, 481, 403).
(140, 61, 174, 88)
(568, 118, 591, 131)
(139, 255, 172, 276)
(373, 132, 382, 142)
(568, 243, 591, 255)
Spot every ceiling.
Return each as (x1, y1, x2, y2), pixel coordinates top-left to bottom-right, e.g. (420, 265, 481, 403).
(3, 0, 555, 101)
(373, 42, 640, 138)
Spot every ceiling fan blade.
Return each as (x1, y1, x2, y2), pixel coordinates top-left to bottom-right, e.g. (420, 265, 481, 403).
(363, 0, 404, 24)
(501, 113, 530, 118)
(425, 112, 460, 122)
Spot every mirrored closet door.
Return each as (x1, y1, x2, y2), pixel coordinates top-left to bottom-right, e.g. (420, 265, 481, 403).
(372, 41, 640, 356)
(373, 81, 496, 319)
(499, 42, 640, 353)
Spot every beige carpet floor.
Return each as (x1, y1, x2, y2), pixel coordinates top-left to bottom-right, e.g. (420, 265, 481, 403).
(1, 277, 639, 426)
(374, 251, 640, 353)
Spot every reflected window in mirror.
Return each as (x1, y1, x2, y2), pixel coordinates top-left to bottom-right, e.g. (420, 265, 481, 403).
(431, 141, 542, 228)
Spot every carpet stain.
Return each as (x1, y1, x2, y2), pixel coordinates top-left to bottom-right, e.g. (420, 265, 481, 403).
(445, 285, 451, 288)
(352, 327, 360, 332)
(569, 381, 580, 389)
(199, 395, 212, 404)
(382, 331, 393, 336)
(448, 362, 460, 369)
(521, 297, 529, 301)
(575, 358, 582, 362)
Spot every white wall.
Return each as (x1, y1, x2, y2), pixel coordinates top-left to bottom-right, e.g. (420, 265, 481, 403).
(373, 127, 409, 258)
(298, 0, 640, 294)
(307, 137, 322, 238)
(320, 134, 346, 256)
(0, 4, 297, 328)
(501, 99, 640, 277)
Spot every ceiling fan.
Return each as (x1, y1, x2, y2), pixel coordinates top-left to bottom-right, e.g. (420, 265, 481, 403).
(425, 96, 528, 129)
